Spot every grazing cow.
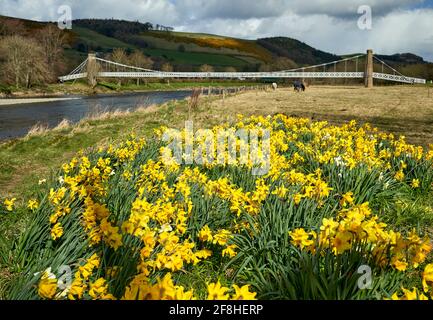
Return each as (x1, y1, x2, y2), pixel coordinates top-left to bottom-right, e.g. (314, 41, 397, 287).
(293, 80, 306, 93)
(272, 83, 278, 91)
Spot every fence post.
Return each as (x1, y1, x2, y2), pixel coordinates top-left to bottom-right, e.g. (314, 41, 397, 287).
(365, 49, 374, 88)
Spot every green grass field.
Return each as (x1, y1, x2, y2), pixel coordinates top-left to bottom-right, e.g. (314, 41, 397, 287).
(73, 27, 135, 51)
(143, 48, 249, 67)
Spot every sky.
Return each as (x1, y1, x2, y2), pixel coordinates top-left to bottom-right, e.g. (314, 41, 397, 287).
(1, 0, 433, 61)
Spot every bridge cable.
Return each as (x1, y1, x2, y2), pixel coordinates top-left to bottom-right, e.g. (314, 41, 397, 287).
(373, 56, 404, 76)
(95, 57, 158, 73)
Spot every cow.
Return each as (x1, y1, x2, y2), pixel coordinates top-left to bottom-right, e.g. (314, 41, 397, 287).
(293, 80, 306, 93)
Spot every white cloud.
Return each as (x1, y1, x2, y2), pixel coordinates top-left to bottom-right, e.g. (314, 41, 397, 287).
(1, 0, 432, 61)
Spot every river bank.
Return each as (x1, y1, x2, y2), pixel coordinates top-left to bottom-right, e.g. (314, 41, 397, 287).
(0, 80, 260, 99)
(0, 97, 81, 106)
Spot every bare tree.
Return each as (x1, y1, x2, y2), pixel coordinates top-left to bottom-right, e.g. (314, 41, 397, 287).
(258, 64, 272, 72)
(224, 66, 237, 73)
(258, 57, 297, 72)
(110, 48, 129, 85)
(129, 50, 153, 69)
(199, 64, 214, 72)
(111, 48, 129, 65)
(0, 18, 26, 37)
(0, 35, 51, 88)
(129, 50, 153, 85)
(161, 62, 174, 72)
(36, 24, 67, 75)
(272, 57, 297, 71)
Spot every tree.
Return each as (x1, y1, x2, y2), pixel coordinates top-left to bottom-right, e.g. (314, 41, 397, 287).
(129, 51, 153, 69)
(199, 64, 214, 72)
(224, 66, 237, 73)
(36, 24, 67, 76)
(258, 57, 297, 72)
(258, 64, 272, 72)
(129, 50, 154, 85)
(272, 57, 297, 71)
(0, 35, 51, 88)
(111, 48, 128, 65)
(161, 63, 173, 72)
(0, 18, 26, 37)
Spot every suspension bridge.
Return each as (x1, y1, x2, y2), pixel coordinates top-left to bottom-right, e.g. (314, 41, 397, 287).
(59, 50, 426, 87)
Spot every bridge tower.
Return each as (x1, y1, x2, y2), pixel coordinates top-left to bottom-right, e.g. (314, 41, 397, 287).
(87, 53, 98, 88)
(365, 49, 374, 88)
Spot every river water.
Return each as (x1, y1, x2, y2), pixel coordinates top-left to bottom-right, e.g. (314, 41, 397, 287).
(0, 90, 193, 140)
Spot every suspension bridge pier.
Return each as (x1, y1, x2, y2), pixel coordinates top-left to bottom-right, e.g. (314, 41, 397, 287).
(87, 53, 98, 88)
(365, 49, 374, 88)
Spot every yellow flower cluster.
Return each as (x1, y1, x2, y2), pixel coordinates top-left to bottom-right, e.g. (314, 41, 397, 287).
(290, 203, 432, 271)
(389, 264, 433, 300)
(122, 275, 256, 300)
(38, 254, 115, 300)
(3, 197, 16, 211)
(27, 115, 433, 300)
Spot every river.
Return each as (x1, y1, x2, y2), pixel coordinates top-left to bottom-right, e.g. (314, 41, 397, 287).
(0, 90, 193, 141)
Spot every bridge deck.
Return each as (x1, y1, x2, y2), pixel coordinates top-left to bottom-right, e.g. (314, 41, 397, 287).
(58, 71, 426, 84)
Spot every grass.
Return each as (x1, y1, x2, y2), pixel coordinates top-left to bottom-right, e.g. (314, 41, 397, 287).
(143, 48, 250, 67)
(1, 85, 433, 299)
(72, 27, 135, 51)
(208, 85, 433, 147)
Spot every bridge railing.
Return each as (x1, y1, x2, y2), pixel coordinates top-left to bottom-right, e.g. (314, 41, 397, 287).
(96, 71, 366, 79)
(373, 72, 426, 84)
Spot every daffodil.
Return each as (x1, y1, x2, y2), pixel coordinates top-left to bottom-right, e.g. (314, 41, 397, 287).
(51, 223, 64, 241)
(332, 231, 353, 255)
(207, 281, 229, 300)
(38, 268, 57, 299)
(289, 228, 315, 249)
(411, 179, 420, 189)
(3, 198, 16, 211)
(231, 285, 257, 300)
(222, 245, 238, 258)
(27, 199, 39, 210)
(340, 192, 354, 207)
(422, 264, 433, 293)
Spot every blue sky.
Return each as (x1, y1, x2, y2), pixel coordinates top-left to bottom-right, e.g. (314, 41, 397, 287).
(1, 0, 433, 61)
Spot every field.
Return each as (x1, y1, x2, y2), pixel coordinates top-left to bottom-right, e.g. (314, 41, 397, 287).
(73, 27, 135, 50)
(141, 48, 250, 67)
(209, 85, 433, 147)
(142, 31, 272, 62)
(1, 85, 433, 300)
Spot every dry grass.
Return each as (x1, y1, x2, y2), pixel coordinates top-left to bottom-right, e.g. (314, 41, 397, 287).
(53, 119, 72, 131)
(26, 123, 50, 137)
(203, 85, 433, 146)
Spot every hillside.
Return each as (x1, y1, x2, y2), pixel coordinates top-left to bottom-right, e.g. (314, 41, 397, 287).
(257, 37, 339, 66)
(1, 16, 431, 78)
